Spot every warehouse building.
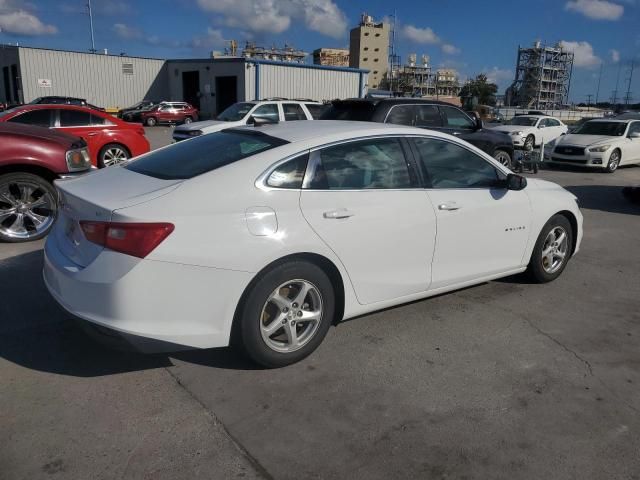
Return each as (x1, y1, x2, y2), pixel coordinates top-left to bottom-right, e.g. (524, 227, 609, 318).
(0, 45, 367, 119)
(349, 14, 390, 90)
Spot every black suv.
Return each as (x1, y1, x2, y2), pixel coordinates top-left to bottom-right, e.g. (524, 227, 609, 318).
(117, 100, 160, 122)
(29, 96, 105, 112)
(321, 98, 514, 166)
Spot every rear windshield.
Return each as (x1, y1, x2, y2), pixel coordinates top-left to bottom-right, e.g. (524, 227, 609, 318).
(320, 102, 376, 121)
(126, 130, 288, 180)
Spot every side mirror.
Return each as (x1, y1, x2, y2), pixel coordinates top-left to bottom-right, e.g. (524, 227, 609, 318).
(506, 173, 527, 191)
(468, 111, 483, 130)
(538, 124, 546, 129)
(247, 116, 277, 126)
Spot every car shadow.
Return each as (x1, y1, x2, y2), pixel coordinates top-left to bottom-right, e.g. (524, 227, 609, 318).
(0, 250, 262, 377)
(563, 185, 640, 216)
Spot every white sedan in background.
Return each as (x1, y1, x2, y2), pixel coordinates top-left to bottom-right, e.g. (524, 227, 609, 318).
(545, 119, 640, 172)
(492, 115, 568, 150)
(44, 122, 583, 367)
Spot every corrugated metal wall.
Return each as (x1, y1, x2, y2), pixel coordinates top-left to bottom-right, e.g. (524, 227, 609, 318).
(253, 63, 366, 101)
(18, 48, 168, 109)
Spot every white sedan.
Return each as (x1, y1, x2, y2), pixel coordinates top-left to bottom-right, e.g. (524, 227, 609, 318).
(545, 119, 640, 172)
(492, 115, 568, 150)
(44, 121, 583, 367)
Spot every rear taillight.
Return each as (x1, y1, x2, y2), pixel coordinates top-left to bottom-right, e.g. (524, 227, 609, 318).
(80, 221, 174, 258)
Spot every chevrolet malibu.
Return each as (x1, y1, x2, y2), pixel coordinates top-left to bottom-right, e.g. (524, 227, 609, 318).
(44, 122, 583, 367)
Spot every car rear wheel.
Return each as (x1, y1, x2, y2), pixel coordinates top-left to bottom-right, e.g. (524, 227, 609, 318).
(145, 117, 157, 127)
(0, 173, 57, 243)
(99, 143, 130, 168)
(237, 261, 335, 368)
(183, 116, 193, 124)
(604, 149, 621, 173)
(493, 149, 512, 168)
(526, 214, 573, 283)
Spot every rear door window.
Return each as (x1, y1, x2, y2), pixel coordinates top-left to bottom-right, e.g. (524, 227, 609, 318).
(59, 109, 91, 127)
(282, 104, 307, 121)
(306, 138, 413, 190)
(126, 130, 288, 180)
(7, 109, 52, 127)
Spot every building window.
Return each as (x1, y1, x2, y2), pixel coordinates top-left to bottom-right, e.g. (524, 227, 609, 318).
(372, 84, 378, 88)
(364, 47, 369, 51)
(375, 33, 380, 37)
(373, 70, 378, 74)
(122, 63, 134, 75)
(363, 58, 368, 61)
(374, 58, 379, 62)
(364, 32, 370, 36)
(374, 48, 379, 52)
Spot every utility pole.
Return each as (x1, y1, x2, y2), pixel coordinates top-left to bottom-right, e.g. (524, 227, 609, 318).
(595, 62, 603, 105)
(87, 0, 96, 53)
(611, 62, 622, 106)
(586, 94, 593, 111)
(624, 59, 635, 105)
(388, 10, 398, 95)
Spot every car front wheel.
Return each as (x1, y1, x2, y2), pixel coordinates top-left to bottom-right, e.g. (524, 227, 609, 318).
(237, 261, 335, 368)
(0, 173, 57, 243)
(183, 116, 193, 124)
(145, 117, 157, 127)
(604, 149, 621, 173)
(493, 149, 512, 168)
(99, 143, 130, 168)
(527, 214, 573, 283)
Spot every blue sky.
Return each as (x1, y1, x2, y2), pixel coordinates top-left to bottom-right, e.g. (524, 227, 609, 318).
(2, 0, 638, 103)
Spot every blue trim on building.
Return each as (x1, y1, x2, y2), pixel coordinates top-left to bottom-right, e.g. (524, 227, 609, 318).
(254, 62, 260, 101)
(245, 58, 369, 74)
(358, 72, 364, 98)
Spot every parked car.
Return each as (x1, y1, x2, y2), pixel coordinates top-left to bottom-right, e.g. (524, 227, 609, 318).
(118, 100, 160, 122)
(0, 104, 150, 168)
(0, 102, 8, 112)
(491, 115, 568, 150)
(140, 102, 198, 126)
(43, 121, 582, 367)
(172, 100, 324, 141)
(544, 119, 640, 172)
(615, 111, 640, 120)
(320, 98, 515, 167)
(29, 96, 105, 112)
(0, 123, 91, 242)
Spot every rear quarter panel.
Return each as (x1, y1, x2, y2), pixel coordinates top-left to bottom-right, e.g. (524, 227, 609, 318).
(0, 133, 69, 174)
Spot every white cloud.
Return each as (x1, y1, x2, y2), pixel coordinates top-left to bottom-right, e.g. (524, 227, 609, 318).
(114, 23, 184, 49)
(0, 0, 57, 35)
(195, 0, 347, 38)
(441, 43, 460, 55)
(559, 40, 601, 68)
(565, 0, 624, 20)
(402, 25, 440, 44)
(113, 23, 141, 40)
(610, 48, 620, 62)
(190, 28, 226, 49)
(484, 67, 513, 85)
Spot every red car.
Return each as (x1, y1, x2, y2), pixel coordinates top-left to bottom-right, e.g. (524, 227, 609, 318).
(140, 102, 199, 126)
(0, 105, 150, 168)
(0, 123, 91, 242)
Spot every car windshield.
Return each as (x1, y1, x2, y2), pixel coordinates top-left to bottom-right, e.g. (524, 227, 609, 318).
(320, 102, 376, 121)
(217, 103, 256, 122)
(507, 116, 538, 126)
(573, 122, 627, 136)
(126, 130, 288, 180)
(127, 101, 146, 109)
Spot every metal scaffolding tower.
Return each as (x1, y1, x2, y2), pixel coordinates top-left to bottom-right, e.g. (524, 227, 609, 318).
(508, 41, 574, 109)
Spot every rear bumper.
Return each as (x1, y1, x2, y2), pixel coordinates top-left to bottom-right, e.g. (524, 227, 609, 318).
(43, 232, 253, 349)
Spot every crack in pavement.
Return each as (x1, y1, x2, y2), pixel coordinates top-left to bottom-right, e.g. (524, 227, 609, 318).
(163, 366, 275, 480)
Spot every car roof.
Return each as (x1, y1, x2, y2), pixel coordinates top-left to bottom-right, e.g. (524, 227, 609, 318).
(585, 119, 630, 123)
(227, 119, 449, 144)
(10, 104, 106, 114)
(332, 97, 461, 107)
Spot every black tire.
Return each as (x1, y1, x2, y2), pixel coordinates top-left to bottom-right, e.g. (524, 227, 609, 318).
(98, 143, 130, 168)
(237, 261, 335, 368)
(493, 149, 512, 168)
(603, 149, 621, 173)
(0, 172, 58, 243)
(183, 116, 193, 124)
(145, 117, 157, 127)
(526, 214, 573, 283)
(524, 135, 535, 151)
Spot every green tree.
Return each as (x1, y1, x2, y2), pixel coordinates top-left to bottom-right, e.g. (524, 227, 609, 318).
(459, 74, 498, 107)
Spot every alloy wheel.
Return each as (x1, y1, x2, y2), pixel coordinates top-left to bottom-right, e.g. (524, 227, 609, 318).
(0, 179, 56, 240)
(607, 151, 620, 172)
(541, 226, 568, 274)
(102, 147, 129, 167)
(259, 279, 323, 353)
(493, 150, 511, 167)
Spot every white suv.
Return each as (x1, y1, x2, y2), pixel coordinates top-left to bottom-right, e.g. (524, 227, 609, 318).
(173, 99, 326, 142)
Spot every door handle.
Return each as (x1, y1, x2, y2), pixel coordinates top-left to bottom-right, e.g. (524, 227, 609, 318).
(86, 132, 99, 137)
(323, 209, 354, 219)
(452, 132, 462, 135)
(438, 203, 461, 211)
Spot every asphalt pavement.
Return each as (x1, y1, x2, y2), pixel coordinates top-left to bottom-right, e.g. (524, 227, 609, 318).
(1, 129, 639, 479)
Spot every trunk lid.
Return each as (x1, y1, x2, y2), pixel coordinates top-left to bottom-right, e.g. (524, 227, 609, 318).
(53, 166, 182, 267)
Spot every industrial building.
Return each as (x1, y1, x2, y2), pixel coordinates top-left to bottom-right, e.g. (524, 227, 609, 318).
(313, 48, 350, 67)
(0, 45, 367, 119)
(241, 42, 307, 63)
(349, 14, 390, 89)
(507, 41, 574, 109)
(387, 53, 461, 102)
